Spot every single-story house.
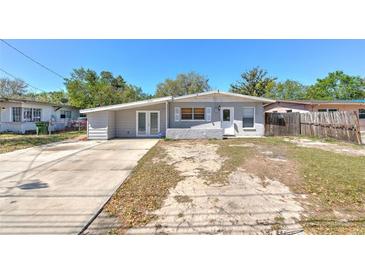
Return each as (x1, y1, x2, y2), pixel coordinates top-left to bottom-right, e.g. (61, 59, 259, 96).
(264, 99, 365, 131)
(0, 98, 80, 133)
(80, 91, 274, 140)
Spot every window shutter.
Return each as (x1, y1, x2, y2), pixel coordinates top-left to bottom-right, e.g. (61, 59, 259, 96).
(205, 107, 212, 121)
(174, 107, 180, 122)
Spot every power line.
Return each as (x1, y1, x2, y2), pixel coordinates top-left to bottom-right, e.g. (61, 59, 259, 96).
(0, 67, 48, 93)
(0, 39, 66, 80)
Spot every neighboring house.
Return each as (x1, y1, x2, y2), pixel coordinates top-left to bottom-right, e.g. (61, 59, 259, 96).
(264, 99, 365, 131)
(0, 98, 80, 133)
(80, 90, 274, 140)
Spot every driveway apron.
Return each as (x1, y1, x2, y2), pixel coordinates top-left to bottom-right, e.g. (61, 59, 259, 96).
(0, 139, 158, 234)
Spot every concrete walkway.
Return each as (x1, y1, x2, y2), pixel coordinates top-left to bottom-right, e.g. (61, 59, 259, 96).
(0, 139, 158, 234)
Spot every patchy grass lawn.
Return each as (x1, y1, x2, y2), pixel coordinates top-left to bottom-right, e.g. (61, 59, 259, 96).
(100, 137, 365, 235)
(0, 130, 86, 154)
(221, 137, 365, 234)
(105, 142, 182, 233)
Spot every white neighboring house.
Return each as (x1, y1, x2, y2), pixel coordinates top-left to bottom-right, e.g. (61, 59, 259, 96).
(0, 98, 80, 134)
(80, 90, 274, 140)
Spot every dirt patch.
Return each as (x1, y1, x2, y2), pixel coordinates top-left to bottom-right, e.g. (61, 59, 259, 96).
(162, 141, 225, 177)
(242, 146, 304, 193)
(286, 137, 365, 157)
(127, 169, 304, 235)
(126, 140, 305, 235)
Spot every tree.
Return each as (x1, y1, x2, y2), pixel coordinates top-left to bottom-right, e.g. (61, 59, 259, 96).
(267, 80, 307, 100)
(155, 72, 211, 97)
(65, 68, 148, 108)
(26, 90, 69, 105)
(230, 67, 277, 97)
(0, 78, 28, 97)
(305, 71, 365, 100)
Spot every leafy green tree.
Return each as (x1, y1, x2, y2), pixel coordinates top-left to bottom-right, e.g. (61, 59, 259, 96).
(65, 68, 148, 108)
(267, 80, 307, 100)
(155, 72, 211, 97)
(305, 71, 365, 100)
(230, 67, 277, 97)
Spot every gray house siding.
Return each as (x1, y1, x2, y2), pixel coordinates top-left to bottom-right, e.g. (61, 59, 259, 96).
(114, 103, 166, 137)
(169, 101, 265, 136)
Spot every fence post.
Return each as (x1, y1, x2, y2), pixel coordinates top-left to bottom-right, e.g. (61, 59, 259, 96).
(354, 111, 361, 145)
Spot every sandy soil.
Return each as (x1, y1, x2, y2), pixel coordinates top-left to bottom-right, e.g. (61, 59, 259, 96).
(127, 141, 305, 235)
(286, 138, 365, 157)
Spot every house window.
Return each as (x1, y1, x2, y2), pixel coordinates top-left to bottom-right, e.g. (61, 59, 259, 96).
(359, 109, 365, 119)
(60, 110, 71, 119)
(12, 107, 22, 122)
(22, 108, 42, 122)
(286, 110, 293, 113)
(23, 108, 33, 122)
(193, 108, 205, 120)
(181, 107, 205, 120)
(318, 108, 338, 112)
(243, 107, 255, 128)
(33, 108, 42, 121)
(181, 108, 192, 120)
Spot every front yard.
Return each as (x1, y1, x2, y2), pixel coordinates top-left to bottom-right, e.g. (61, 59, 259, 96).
(90, 137, 365, 235)
(0, 130, 87, 154)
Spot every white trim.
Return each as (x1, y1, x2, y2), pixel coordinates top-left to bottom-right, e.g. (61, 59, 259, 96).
(136, 110, 160, 137)
(174, 106, 180, 122)
(173, 90, 275, 103)
(205, 107, 212, 122)
(242, 107, 256, 129)
(81, 96, 171, 114)
(81, 91, 275, 114)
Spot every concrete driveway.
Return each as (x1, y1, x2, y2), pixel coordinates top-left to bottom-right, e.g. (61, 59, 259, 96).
(0, 138, 158, 234)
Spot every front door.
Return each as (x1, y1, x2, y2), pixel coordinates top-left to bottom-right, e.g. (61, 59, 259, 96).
(221, 107, 234, 135)
(137, 111, 160, 137)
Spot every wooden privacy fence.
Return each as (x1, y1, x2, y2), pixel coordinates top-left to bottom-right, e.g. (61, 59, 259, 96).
(265, 111, 362, 144)
(265, 112, 301, 136)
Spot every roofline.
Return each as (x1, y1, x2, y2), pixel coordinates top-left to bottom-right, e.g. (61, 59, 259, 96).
(264, 99, 365, 107)
(264, 100, 312, 107)
(172, 90, 275, 103)
(0, 97, 78, 109)
(80, 91, 275, 114)
(80, 96, 172, 113)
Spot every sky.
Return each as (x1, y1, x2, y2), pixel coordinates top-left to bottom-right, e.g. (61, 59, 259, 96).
(1, 39, 365, 95)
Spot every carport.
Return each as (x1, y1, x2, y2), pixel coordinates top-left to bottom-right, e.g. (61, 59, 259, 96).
(81, 97, 170, 140)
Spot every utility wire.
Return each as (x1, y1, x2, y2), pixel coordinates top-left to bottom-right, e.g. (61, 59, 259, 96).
(0, 39, 67, 80)
(0, 67, 48, 93)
